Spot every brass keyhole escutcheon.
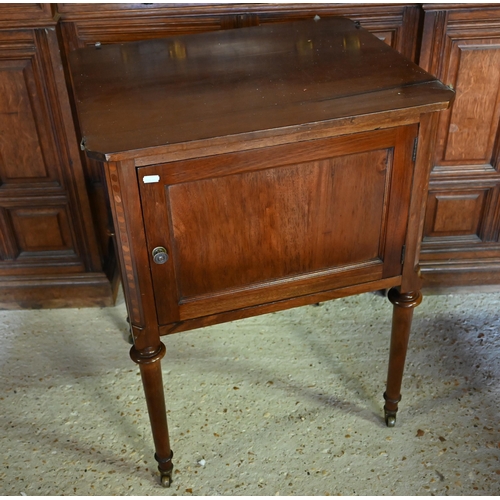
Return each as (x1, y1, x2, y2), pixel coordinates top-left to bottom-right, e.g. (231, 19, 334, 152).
(152, 246, 168, 265)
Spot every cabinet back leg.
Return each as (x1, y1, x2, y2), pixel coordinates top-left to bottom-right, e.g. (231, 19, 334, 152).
(385, 287, 422, 426)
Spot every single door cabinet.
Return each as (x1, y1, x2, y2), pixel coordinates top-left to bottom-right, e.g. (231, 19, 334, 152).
(69, 18, 454, 486)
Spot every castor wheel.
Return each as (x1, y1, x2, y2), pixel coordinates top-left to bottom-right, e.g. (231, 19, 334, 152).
(385, 414, 396, 427)
(156, 451, 174, 487)
(160, 472, 173, 488)
(383, 393, 400, 428)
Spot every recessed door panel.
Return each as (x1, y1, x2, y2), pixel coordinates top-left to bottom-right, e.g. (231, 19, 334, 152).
(424, 190, 487, 241)
(169, 150, 388, 298)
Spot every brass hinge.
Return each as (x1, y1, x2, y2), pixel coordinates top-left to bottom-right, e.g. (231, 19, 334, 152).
(412, 137, 418, 162)
(401, 245, 406, 265)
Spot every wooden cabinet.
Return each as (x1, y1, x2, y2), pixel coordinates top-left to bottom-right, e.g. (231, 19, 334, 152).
(0, 6, 116, 308)
(419, 4, 500, 289)
(68, 17, 453, 485)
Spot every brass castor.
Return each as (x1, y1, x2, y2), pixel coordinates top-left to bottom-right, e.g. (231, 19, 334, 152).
(383, 392, 400, 428)
(385, 413, 396, 427)
(156, 450, 174, 487)
(160, 472, 173, 488)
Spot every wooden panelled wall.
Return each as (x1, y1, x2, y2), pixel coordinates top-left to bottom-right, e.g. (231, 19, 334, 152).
(419, 5, 500, 290)
(0, 3, 499, 308)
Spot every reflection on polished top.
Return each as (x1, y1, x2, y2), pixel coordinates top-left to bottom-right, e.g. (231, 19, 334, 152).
(69, 17, 453, 160)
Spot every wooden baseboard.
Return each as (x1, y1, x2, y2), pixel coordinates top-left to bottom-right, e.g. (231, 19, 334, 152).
(0, 273, 117, 309)
(422, 283, 500, 295)
(421, 263, 500, 294)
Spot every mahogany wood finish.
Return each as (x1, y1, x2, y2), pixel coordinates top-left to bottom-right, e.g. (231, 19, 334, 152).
(419, 4, 500, 288)
(69, 18, 453, 485)
(0, 5, 115, 308)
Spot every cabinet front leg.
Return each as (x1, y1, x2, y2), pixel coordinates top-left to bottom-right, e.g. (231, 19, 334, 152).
(130, 343, 174, 487)
(385, 287, 422, 427)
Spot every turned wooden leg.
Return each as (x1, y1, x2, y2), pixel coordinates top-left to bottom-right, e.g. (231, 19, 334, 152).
(385, 287, 422, 427)
(130, 343, 174, 487)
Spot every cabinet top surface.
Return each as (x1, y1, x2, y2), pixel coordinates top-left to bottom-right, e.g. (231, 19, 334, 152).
(69, 17, 453, 161)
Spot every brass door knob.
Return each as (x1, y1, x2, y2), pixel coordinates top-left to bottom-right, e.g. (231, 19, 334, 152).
(152, 246, 168, 265)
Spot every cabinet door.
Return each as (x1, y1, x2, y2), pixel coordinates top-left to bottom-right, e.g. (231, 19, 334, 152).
(138, 126, 416, 326)
(419, 7, 500, 288)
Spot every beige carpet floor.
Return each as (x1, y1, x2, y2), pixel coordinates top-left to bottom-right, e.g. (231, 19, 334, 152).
(1, 290, 499, 495)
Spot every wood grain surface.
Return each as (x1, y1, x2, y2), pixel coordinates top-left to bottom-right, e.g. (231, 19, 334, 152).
(69, 17, 453, 160)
